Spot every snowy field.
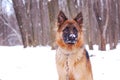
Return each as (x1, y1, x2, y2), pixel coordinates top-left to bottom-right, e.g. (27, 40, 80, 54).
(0, 44, 120, 80)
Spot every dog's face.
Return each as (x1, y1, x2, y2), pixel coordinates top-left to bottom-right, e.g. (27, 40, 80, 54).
(62, 23, 78, 44)
(56, 11, 84, 50)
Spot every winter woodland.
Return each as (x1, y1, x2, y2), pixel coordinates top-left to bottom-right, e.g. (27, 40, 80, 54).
(0, 0, 120, 51)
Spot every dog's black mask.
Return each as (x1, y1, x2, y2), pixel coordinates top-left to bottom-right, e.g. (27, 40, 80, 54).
(62, 25, 78, 44)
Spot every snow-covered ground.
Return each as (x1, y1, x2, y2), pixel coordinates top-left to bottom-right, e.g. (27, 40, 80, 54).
(0, 44, 120, 80)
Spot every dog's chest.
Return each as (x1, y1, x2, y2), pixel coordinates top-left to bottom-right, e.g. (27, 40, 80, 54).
(56, 50, 83, 67)
(56, 52, 84, 79)
(65, 55, 83, 72)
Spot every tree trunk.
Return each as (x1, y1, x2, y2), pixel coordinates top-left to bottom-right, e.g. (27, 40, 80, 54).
(12, 0, 33, 47)
(58, 0, 70, 19)
(113, 0, 119, 49)
(30, 0, 41, 47)
(67, 0, 77, 18)
(48, 0, 59, 49)
(93, 0, 109, 51)
(108, 0, 118, 50)
(100, 33, 106, 50)
(39, 0, 50, 46)
(82, 0, 93, 50)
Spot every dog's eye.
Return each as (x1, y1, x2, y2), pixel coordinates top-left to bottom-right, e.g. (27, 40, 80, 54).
(63, 27, 69, 33)
(73, 27, 78, 33)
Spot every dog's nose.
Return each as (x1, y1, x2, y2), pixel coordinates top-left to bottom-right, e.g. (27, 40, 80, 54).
(67, 34, 76, 43)
(69, 34, 76, 38)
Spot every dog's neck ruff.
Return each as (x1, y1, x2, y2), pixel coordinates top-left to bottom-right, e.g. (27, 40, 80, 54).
(58, 45, 84, 56)
(57, 45, 84, 80)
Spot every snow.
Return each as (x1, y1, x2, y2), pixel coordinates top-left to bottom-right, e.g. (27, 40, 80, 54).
(0, 46, 58, 80)
(99, 17, 102, 21)
(87, 44, 120, 80)
(0, 44, 120, 80)
(2, 0, 13, 16)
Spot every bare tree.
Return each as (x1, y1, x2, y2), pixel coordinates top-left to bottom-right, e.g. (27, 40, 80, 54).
(12, 0, 32, 47)
(28, 0, 42, 47)
(93, 0, 109, 51)
(81, 0, 94, 50)
(48, 0, 59, 49)
(67, 0, 78, 18)
(58, 0, 70, 19)
(0, 0, 119, 49)
(39, 0, 51, 46)
(0, 0, 22, 46)
(118, 0, 120, 41)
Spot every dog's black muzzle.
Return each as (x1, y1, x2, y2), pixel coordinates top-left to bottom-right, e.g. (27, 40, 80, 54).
(62, 26, 78, 44)
(63, 33, 78, 44)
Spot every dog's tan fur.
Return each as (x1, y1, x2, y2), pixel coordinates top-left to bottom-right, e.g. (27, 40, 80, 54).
(55, 11, 93, 80)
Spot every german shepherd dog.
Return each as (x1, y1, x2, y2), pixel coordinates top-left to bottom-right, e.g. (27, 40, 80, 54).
(55, 11, 93, 80)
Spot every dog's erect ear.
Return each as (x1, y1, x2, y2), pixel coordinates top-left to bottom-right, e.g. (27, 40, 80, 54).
(74, 12, 83, 25)
(58, 11, 68, 26)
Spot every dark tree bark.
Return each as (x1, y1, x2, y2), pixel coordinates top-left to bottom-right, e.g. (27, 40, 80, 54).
(67, 0, 77, 18)
(108, 0, 119, 50)
(113, 0, 119, 49)
(29, 0, 41, 47)
(81, 0, 94, 50)
(58, 0, 70, 19)
(74, 0, 82, 13)
(118, 0, 120, 41)
(48, 0, 59, 49)
(1, 0, 119, 49)
(12, 0, 33, 47)
(13, 0, 51, 47)
(39, 0, 51, 46)
(93, 0, 109, 51)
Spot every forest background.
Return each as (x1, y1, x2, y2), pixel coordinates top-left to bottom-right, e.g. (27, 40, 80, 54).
(0, 0, 120, 51)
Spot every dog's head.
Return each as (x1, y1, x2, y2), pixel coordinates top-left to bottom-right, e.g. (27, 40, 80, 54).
(62, 24, 78, 44)
(56, 11, 84, 50)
